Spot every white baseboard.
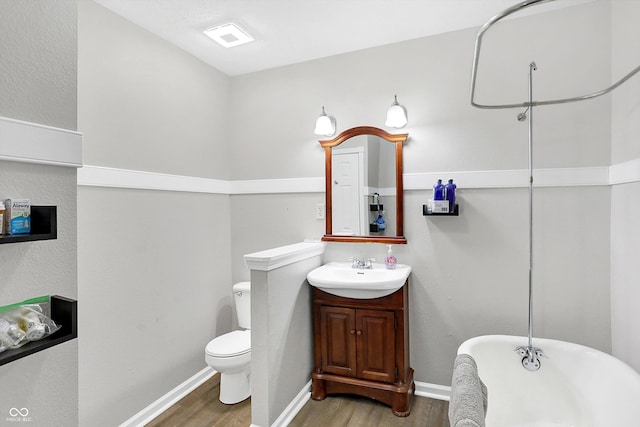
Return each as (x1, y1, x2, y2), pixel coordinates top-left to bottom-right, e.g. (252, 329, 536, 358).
(262, 380, 450, 427)
(264, 380, 449, 427)
(414, 381, 451, 401)
(270, 380, 312, 427)
(119, 367, 216, 427)
(120, 371, 448, 427)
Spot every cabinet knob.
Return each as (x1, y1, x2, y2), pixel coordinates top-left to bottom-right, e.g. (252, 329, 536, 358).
(356, 330, 362, 336)
(350, 329, 356, 335)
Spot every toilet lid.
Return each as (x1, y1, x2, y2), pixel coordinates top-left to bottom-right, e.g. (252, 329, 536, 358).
(206, 330, 250, 358)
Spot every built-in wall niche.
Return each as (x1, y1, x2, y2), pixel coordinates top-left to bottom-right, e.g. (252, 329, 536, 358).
(0, 206, 57, 244)
(0, 206, 75, 366)
(0, 296, 78, 366)
(0, 117, 81, 366)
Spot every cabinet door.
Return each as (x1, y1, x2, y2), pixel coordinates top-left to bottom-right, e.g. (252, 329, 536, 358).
(320, 306, 357, 377)
(356, 309, 396, 383)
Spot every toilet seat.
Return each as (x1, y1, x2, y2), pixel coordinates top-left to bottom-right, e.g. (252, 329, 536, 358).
(206, 330, 250, 358)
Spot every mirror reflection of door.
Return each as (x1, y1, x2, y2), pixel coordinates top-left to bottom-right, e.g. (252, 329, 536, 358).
(332, 147, 364, 236)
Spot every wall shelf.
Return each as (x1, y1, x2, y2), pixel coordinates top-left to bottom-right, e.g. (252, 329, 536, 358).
(0, 205, 57, 244)
(423, 204, 459, 216)
(0, 295, 77, 366)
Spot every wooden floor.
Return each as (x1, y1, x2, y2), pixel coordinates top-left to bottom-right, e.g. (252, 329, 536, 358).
(146, 374, 251, 427)
(146, 374, 449, 427)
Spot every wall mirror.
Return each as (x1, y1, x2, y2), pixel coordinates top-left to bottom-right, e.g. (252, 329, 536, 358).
(319, 126, 407, 244)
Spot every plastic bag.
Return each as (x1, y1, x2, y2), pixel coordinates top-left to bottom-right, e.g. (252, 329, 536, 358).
(0, 296, 60, 353)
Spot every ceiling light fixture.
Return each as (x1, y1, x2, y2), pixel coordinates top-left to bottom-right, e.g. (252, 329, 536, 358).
(385, 95, 408, 128)
(204, 23, 254, 48)
(314, 106, 336, 137)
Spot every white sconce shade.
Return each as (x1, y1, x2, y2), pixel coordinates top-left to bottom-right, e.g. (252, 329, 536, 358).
(314, 106, 336, 136)
(385, 95, 408, 128)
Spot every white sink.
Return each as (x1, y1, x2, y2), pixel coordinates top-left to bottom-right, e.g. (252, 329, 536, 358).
(307, 262, 411, 299)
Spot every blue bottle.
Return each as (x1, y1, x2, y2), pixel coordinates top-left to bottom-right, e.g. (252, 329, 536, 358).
(445, 179, 457, 212)
(376, 214, 386, 231)
(433, 179, 445, 200)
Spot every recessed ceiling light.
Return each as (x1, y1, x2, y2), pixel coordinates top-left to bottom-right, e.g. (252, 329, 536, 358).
(203, 23, 254, 48)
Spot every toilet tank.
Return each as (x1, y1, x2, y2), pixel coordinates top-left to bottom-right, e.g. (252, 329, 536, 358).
(233, 281, 251, 329)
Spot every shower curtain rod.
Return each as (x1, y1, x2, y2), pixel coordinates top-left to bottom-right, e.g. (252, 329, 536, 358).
(470, 0, 640, 110)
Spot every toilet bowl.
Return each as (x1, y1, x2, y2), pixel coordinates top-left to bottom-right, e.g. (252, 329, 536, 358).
(204, 282, 251, 404)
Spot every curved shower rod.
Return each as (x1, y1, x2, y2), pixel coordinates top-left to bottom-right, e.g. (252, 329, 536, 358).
(470, 0, 640, 109)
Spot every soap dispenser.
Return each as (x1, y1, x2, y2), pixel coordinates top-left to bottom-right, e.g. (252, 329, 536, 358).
(385, 245, 397, 270)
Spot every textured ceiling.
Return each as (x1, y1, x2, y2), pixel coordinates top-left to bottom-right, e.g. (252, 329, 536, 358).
(93, 0, 594, 76)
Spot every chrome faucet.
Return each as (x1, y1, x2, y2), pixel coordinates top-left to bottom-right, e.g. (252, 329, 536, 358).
(350, 257, 376, 269)
(515, 345, 545, 371)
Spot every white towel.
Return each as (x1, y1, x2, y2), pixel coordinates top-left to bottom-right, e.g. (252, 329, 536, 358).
(449, 353, 488, 427)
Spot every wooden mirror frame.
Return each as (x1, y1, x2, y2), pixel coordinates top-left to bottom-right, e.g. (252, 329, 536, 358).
(320, 126, 408, 244)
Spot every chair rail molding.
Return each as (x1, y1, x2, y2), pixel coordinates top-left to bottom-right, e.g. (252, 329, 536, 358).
(0, 116, 83, 168)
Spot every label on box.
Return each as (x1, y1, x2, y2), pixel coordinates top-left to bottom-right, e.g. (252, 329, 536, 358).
(428, 199, 449, 213)
(5, 199, 31, 235)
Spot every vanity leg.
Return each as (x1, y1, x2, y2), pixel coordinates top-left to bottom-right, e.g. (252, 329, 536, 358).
(391, 381, 415, 417)
(311, 378, 326, 401)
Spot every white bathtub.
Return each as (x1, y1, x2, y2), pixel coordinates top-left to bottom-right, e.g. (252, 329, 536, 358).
(458, 335, 640, 427)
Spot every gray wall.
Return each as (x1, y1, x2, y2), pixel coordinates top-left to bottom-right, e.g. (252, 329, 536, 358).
(0, 0, 78, 425)
(0, 0, 77, 130)
(78, 1, 230, 179)
(610, 1, 640, 373)
(249, 252, 323, 426)
(230, 1, 614, 386)
(34, 0, 637, 425)
(77, 2, 233, 426)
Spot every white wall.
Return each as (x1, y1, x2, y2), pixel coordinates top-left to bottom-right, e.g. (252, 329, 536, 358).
(610, 0, 640, 373)
(230, 1, 614, 386)
(77, 2, 233, 425)
(0, 0, 79, 425)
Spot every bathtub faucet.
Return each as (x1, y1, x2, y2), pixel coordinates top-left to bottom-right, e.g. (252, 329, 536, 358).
(515, 345, 545, 371)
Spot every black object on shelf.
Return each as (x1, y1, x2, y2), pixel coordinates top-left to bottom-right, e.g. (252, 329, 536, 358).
(0, 205, 57, 244)
(369, 204, 383, 211)
(0, 295, 77, 366)
(423, 204, 459, 216)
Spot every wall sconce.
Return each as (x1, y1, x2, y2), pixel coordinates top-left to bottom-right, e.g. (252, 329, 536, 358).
(385, 95, 408, 128)
(314, 106, 336, 137)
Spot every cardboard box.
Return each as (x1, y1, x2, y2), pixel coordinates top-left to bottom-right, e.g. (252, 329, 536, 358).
(4, 199, 31, 235)
(427, 199, 449, 214)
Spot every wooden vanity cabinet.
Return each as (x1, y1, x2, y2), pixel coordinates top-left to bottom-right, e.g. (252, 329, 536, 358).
(311, 282, 414, 416)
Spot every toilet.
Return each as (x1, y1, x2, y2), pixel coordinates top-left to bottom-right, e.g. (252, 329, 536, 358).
(205, 281, 251, 404)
